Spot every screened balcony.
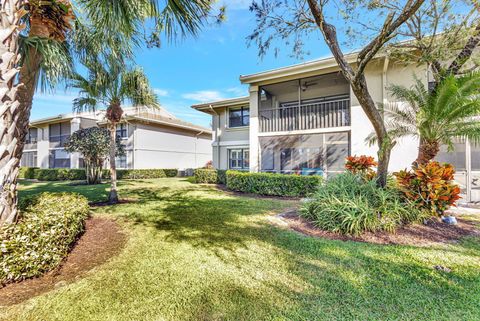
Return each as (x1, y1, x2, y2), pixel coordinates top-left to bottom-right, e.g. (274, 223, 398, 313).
(259, 132, 349, 178)
(259, 73, 350, 133)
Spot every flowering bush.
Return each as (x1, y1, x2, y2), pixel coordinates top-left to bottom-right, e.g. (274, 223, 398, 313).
(394, 161, 461, 216)
(345, 155, 377, 180)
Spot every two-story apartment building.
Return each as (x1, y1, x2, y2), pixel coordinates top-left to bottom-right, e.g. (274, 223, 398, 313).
(22, 106, 212, 170)
(192, 53, 480, 202)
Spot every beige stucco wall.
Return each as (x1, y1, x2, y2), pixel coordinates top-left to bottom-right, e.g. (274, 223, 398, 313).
(350, 60, 426, 171)
(132, 122, 212, 169)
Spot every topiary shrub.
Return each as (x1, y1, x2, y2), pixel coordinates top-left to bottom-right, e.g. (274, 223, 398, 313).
(0, 193, 90, 284)
(300, 172, 427, 235)
(226, 171, 322, 197)
(394, 161, 461, 216)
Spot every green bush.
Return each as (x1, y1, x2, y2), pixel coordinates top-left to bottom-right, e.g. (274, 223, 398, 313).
(217, 170, 227, 185)
(194, 169, 220, 184)
(25, 168, 178, 181)
(33, 168, 86, 181)
(0, 193, 90, 284)
(19, 167, 37, 179)
(300, 172, 427, 235)
(226, 171, 322, 197)
(102, 169, 178, 179)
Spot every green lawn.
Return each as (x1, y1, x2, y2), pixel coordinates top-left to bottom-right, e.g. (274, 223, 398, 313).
(2, 178, 480, 320)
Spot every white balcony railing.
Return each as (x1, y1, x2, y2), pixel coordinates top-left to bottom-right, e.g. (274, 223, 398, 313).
(259, 98, 350, 133)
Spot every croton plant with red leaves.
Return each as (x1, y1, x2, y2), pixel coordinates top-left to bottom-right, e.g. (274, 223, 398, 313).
(394, 161, 461, 216)
(345, 155, 378, 180)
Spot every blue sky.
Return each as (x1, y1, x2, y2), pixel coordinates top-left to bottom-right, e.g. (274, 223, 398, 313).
(31, 0, 334, 128)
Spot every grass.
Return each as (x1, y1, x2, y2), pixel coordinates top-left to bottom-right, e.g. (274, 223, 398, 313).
(2, 178, 480, 320)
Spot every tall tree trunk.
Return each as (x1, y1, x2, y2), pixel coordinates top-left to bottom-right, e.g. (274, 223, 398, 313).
(106, 100, 123, 204)
(415, 138, 439, 166)
(0, 0, 28, 224)
(108, 121, 118, 203)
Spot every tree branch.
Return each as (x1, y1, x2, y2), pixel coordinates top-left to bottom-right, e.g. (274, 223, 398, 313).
(355, 0, 426, 77)
(446, 21, 480, 75)
(305, 0, 355, 81)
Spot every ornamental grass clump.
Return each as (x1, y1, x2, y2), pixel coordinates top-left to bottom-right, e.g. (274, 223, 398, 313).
(300, 172, 427, 235)
(394, 161, 461, 216)
(0, 193, 90, 284)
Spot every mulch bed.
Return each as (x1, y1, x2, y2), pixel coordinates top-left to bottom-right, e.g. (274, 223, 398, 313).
(0, 217, 127, 306)
(273, 209, 480, 246)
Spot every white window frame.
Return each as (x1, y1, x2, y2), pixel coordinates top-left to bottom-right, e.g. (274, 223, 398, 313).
(228, 148, 249, 170)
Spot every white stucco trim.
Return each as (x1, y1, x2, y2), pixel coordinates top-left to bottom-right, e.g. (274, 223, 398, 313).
(212, 140, 250, 147)
(134, 148, 211, 155)
(258, 126, 351, 137)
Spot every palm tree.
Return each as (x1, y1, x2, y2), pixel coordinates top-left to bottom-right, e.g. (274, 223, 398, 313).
(0, 0, 28, 224)
(368, 73, 480, 165)
(73, 57, 158, 204)
(0, 0, 222, 223)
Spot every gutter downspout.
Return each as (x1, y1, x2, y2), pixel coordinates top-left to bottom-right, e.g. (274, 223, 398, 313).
(195, 130, 205, 168)
(209, 105, 220, 168)
(382, 57, 389, 105)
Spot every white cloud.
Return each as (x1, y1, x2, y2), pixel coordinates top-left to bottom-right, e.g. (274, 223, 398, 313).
(226, 86, 247, 96)
(154, 88, 169, 97)
(182, 90, 225, 102)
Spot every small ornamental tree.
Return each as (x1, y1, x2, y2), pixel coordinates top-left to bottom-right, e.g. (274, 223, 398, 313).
(65, 127, 124, 184)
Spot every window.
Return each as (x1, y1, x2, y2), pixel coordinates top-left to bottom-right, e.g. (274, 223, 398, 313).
(115, 155, 127, 169)
(229, 107, 249, 128)
(229, 149, 249, 170)
(21, 151, 37, 167)
(26, 128, 38, 145)
(49, 122, 70, 147)
(116, 123, 128, 138)
(49, 149, 70, 168)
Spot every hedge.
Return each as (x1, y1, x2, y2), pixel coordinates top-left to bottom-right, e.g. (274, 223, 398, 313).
(19, 167, 178, 181)
(194, 169, 227, 184)
(226, 171, 323, 197)
(1, 193, 90, 284)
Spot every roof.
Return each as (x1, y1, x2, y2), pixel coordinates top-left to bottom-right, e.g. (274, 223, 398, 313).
(239, 52, 360, 85)
(127, 112, 212, 134)
(191, 96, 250, 111)
(29, 113, 97, 127)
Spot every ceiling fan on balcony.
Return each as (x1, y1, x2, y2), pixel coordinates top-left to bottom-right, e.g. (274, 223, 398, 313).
(300, 80, 318, 91)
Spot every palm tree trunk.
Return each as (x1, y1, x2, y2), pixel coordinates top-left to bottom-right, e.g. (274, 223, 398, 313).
(108, 122, 118, 203)
(0, 0, 28, 224)
(415, 138, 440, 166)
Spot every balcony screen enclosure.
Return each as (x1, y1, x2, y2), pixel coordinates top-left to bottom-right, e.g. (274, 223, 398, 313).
(259, 132, 349, 177)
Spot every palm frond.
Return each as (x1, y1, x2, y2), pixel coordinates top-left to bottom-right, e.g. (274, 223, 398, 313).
(19, 35, 74, 92)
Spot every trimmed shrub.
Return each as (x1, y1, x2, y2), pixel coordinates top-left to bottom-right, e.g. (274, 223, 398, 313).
(33, 168, 86, 181)
(226, 171, 322, 197)
(19, 167, 37, 179)
(394, 161, 461, 216)
(0, 193, 90, 284)
(24, 168, 178, 181)
(300, 172, 427, 235)
(217, 170, 227, 185)
(194, 169, 219, 184)
(102, 169, 178, 179)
